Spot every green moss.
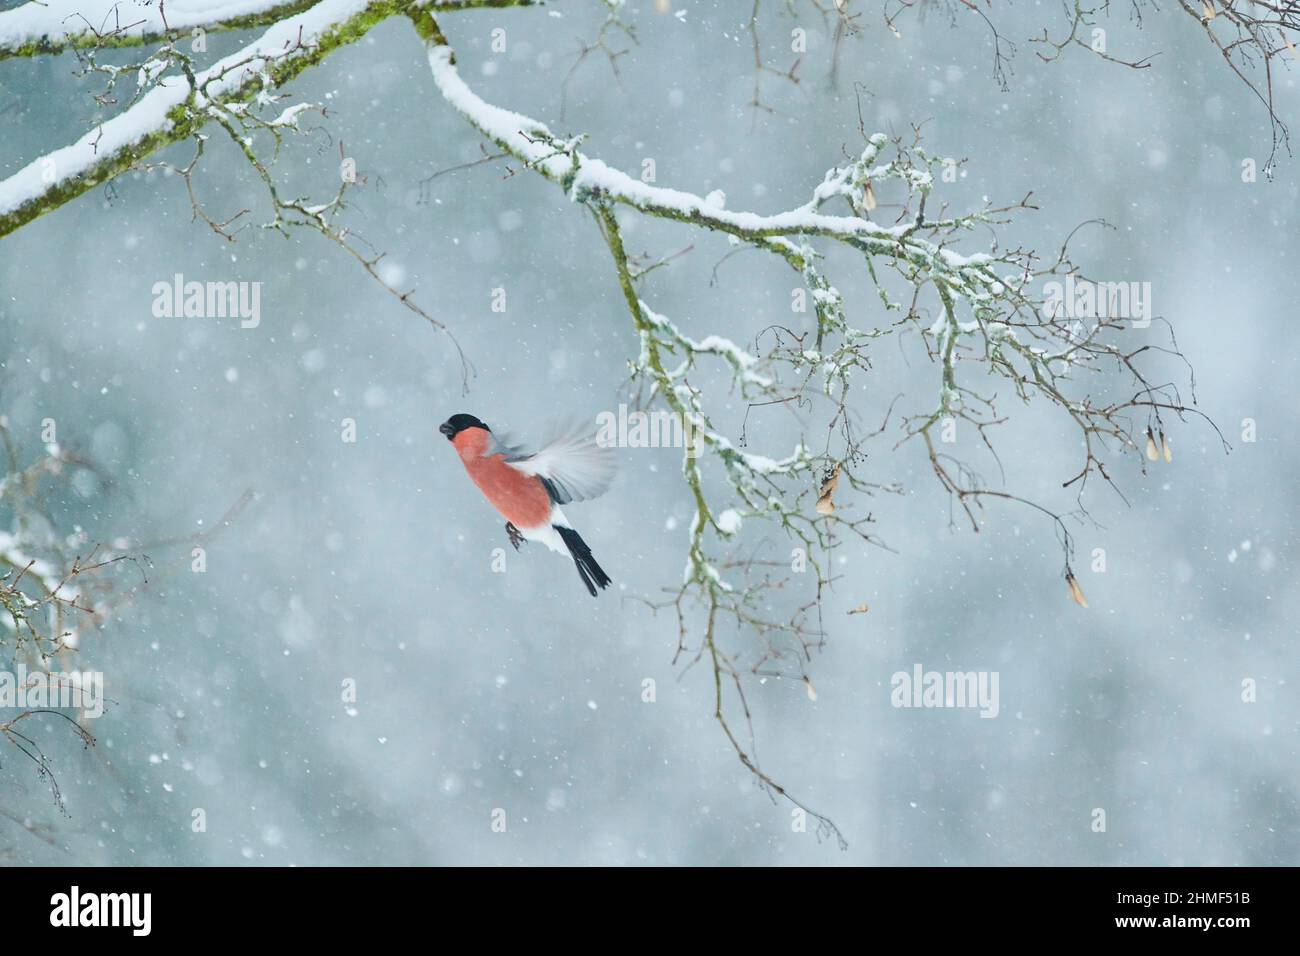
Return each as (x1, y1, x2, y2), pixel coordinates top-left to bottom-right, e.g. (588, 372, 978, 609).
(407, 6, 449, 46)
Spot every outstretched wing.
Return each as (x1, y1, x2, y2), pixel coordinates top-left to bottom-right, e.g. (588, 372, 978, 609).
(504, 422, 616, 505)
(483, 429, 528, 460)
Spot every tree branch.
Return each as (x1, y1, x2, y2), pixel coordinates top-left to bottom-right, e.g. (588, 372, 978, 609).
(0, 0, 544, 60)
(0, 0, 407, 238)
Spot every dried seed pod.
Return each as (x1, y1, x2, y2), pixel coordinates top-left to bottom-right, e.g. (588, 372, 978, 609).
(848, 603, 869, 615)
(804, 677, 818, 701)
(863, 181, 878, 212)
(1145, 429, 1159, 461)
(1160, 431, 1172, 463)
(1066, 572, 1089, 609)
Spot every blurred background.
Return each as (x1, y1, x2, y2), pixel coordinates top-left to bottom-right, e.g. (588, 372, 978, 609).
(0, 0, 1296, 865)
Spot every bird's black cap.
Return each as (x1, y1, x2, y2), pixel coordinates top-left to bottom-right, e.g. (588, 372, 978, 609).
(439, 413, 491, 440)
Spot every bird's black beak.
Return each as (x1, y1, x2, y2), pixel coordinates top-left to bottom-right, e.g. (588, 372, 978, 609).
(438, 422, 455, 439)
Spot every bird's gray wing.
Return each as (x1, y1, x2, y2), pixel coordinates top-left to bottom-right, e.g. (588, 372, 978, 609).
(503, 421, 616, 504)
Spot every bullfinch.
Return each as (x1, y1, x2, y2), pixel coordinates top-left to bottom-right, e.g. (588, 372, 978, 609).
(439, 413, 615, 597)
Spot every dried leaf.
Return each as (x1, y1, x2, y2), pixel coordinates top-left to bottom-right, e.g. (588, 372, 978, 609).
(1202, 1, 1216, 21)
(1066, 572, 1089, 609)
(815, 464, 841, 515)
(1161, 432, 1172, 463)
(848, 603, 869, 615)
(863, 181, 878, 212)
(1145, 430, 1159, 461)
(804, 677, 818, 701)
(820, 464, 840, 495)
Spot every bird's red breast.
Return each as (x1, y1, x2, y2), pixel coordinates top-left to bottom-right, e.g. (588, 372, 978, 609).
(452, 427, 552, 528)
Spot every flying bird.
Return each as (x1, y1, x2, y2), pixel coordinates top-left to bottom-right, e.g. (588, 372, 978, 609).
(439, 413, 615, 597)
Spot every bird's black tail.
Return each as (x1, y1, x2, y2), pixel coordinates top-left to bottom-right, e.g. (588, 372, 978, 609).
(554, 525, 612, 597)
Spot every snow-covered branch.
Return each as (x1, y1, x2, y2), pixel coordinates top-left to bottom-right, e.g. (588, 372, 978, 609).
(0, 0, 555, 236)
(423, 38, 1016, 271)
(0, 0, 539, 60)
(0, 0, 401, 237)
(0, 0, 318, 59)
